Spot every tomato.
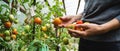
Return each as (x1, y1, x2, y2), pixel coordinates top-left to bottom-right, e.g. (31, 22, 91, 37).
(44, 34, 48, 39)
(53, 18, 62, 26)
(84, 22, 90, 24)
(21, 32, 25, 35)
(4, 21, 12, 28)
(14, 19, 18, 24)
(0, 34, 5, 38)
(9, 14, 15, 22)
(74, 27, 84, 31)
(12, 28, 18, 35)
(4, 30, 10, 36)
(34, 17, 42, 24)
(63, 37, 69, 45)
(66, 24, 75, 29)
(46, 23, 50, 28)
(41, 26, 47, 32)
(76, 20, 83, 24)
(5, 36, 11, 41)
(24, 25, 30, 31)
(75, 20, 84, 31)
(11, 34, 16, 40)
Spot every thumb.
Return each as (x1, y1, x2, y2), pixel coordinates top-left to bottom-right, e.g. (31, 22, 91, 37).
(60, 17, 71, 22)
(75, 24, 89, 28)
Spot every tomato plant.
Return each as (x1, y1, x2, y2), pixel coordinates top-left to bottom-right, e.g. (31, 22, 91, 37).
(0, 0, 78, 51)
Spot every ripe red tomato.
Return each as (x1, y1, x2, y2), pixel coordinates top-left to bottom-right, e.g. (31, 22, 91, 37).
(53, 18, 62, 26)
(75, 20, 84, 31)
(34, 17, 42, 24)
(12, 28, 18, 35)
(76, 20, 83, 24)
(4, 21, 12, 28)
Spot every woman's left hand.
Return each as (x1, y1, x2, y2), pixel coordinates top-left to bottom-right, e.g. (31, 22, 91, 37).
(68, 23, 106, 38)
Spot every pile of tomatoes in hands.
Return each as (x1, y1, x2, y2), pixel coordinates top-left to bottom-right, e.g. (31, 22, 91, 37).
(52, 17, 89, 31)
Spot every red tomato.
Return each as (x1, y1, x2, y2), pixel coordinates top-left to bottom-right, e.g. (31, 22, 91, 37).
(76, 20, 83, 24)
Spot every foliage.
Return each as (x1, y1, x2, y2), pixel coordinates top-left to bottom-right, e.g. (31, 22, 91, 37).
(0, 0, 78, 51)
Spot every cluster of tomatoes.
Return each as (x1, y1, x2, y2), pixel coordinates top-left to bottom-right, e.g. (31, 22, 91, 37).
(33, 17, 49, 32)
(4, 14, 18, 29)
(24, 17, 49, 39)
(2, 28, 18, 41)
(0, 14, 19, 41)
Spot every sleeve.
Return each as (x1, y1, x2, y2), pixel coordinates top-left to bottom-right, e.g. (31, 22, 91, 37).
(115, 15, 120, 22)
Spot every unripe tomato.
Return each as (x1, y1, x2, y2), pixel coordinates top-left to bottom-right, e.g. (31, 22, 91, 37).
(9, 14, 15, 22)
(34, 17, 42, 24)
(66, 24, 75, 29)
(14, 19, 18, 24)
(11, 34, 16, 40)
(63, 37, 69, 45)
(5, 36, 11, 41)
(4, 30, 10, 36)
(84, 22, 90, 24)
(44, 34, 48, 39)
(21, 32, 25, 36)
(4, 21, 12, 28)
(53, 18, 62, 26)
(24, 25, 30, 31)
(46, 23, 50, 28)
(41, 26, 47, 32)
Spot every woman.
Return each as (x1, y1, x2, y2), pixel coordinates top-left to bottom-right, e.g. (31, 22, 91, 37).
(59, 0, 120, 51)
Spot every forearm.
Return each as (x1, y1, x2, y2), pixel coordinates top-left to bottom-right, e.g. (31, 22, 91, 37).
(74, 14, 83, 21)
(100, 18, 120, 33)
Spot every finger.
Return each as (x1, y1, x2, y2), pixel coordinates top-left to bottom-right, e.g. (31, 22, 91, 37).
(60, 17, 71, 22)
(58, 24, 65, 27)
(68, 30, 79, 37)
(68, 29, 82, 37)
(75, 24, 89, 29)
(58, 24, 69, 28)
(68, 29, 87, 37)
(71, 33, 80, 38)
(68, 30, 76, 36)
(68, 30, 74, 37)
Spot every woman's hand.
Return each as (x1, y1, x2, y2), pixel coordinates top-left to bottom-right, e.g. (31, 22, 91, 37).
(68, 23, 106, 38)
(59, 14, 82, 27)
(59, 16, 75, 27)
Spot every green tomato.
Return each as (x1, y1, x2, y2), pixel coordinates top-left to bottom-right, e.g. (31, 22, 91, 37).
(46, 23, 50, 28)
(9, 14, 15, 22)
(63, 37, 69, 45)
(14, 19, 18, 24)
(5, 36, 11, 41)
(24, 25, 30, 31)
(4, 30, 10, 36)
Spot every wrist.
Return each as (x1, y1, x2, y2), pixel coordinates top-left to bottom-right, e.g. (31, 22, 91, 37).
(99, 19, 120, 34)
(99, 24, 110, 34)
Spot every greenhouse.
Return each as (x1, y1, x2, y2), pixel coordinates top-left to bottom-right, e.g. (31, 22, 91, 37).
(0, 0, 120, 51)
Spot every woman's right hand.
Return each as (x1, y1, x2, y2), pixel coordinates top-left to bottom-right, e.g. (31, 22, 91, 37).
(59, 16, 76, 27)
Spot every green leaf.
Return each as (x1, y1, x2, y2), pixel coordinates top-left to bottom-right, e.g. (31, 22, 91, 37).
(0, 37, 4, 42)
(27, 46, 37, 51)
(24, 0, 29, 3)
(23, 3, 30, 10)
(61, 46, 67, 51)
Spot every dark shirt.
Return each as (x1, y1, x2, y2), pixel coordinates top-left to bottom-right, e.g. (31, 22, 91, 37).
(82, 0, 120, 42)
